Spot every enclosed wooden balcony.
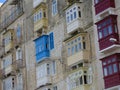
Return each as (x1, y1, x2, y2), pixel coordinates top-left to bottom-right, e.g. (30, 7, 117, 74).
(95, 0, 115, 15)
(0, 65, 15, 79)
(101, 54, 120, 89)
(3, 29, 15, 53)
(65, 33, 89, 66)
(65, 3, 83, 34)
(67, 67, 91, 90)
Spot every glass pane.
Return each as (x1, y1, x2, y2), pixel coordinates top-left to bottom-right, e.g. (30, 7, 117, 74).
(103, 28, 108, 37)
(108, 65, 113, 75)
(79, 76, 83, 85)
(103, 62, 106, 66)
(75, 45, 78, 52)
(78, 43, 81, 50)
(74, 12, 77, 19)
(113, 64, 118, 73)
(99, 31, 102, 39)
(83, 42, 86, 49)
(114, 25, 118, 33)
(104, 67, 108, 76)
(68, 48, 71, 56)
(71, 46, 74, 54)
(108, 25, 112, 34)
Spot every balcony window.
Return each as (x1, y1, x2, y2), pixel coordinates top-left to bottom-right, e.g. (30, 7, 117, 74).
(17, 25, 21, 38)
(67, 69, 92, 90)
(16, 48, 22, 60)
(101, 54, 120, 88)
(52, 0, 58, 16)
(34, 10, 43, 23)
(52, 61, 56, 74)
(53, 86, 57, 90)
(3, 77, 15, 90)
(66, 6, 81, 24)
(96, 15, 119, 50)
(3, 55, 12, 69)
(34, 32, 54, 63)
(102, 56, 119, 77)
(67, 36, 86, 56)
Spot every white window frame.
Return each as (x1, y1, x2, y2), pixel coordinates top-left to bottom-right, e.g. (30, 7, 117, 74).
(52, 0, 58, 16)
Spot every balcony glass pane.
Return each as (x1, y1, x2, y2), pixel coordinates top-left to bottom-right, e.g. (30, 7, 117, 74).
(113, 64, 118, 73)
(108, 65, 112, 75)
(104, 67, 108, 76)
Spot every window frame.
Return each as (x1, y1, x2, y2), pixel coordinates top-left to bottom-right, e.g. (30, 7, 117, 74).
(52, 0, 58, 16)
(102, 54, 120, 77)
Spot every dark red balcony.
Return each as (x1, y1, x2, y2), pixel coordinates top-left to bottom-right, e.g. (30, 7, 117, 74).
(99, 33, 119, 51)
(95, 0, 115, 14)
(101, 54, 120, 89)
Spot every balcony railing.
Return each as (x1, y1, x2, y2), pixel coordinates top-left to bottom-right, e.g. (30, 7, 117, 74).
(99, 33, 119, 51)
(0, 65, 15, 79)
(0, 7, 24, 31)
(0, 60, 24, 79)
(95, 0, 115, 14)
(13, 60, 25, 71)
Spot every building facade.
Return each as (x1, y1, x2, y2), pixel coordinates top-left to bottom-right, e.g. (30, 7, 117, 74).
(93, 0, 120, 90)
(1, 0, 116, 90)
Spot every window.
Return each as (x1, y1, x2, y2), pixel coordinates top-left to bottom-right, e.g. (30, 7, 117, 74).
(3, 55, 12, 69)
(4, 32, 12, 46)
(66, 6, 81, 24)
(113, 64, 118, 73)
(47, 64, 50, 75)
(34, 10, 44, 23)
(67, 36, 86, 56)
(3, 77, 15, 90)
(102, 55, 119, 77)
(97, 16, 118, 40)
(16, 25, 21, 38)
(52, 0, 58, 16)
(84, 75, 87, 84)
(53, 86, 57, 90)
(16, 48, 22, 60)
(79, 76, 83, 85)
(104, 67, 108, 76)
(49, 32, 54, 50)
(52, 61, 56, 74)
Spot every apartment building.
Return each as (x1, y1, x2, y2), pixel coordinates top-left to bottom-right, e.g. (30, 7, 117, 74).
(93, 0, 120, 90)
(0, 0, 33, 90)
(0, 0, 98, 90)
